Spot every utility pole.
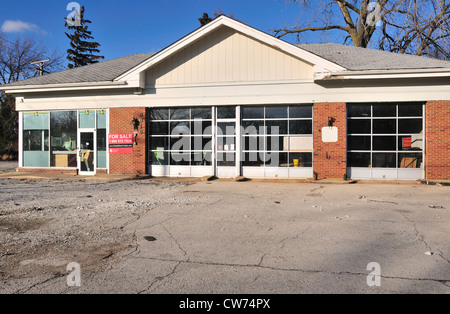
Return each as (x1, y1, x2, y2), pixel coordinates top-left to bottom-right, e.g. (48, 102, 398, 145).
(31, 59, 50, 76)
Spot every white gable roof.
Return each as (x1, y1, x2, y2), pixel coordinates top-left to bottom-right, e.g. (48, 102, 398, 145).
(115, 15, 346, 83)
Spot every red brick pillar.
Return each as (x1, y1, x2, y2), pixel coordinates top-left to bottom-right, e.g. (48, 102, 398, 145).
(313, 102, 347, 180)
(426, 101, 450, 180)
(109, 107, 147, 175)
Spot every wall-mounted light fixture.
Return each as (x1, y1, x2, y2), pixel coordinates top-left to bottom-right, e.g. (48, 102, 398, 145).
(132, 118, 140, 131)
(132, 118, 140, 145)
(328, 117, 336, 127)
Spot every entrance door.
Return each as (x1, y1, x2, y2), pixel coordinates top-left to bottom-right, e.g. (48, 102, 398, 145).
(215, 107, 239, 178)
(78, 130, 96, 175)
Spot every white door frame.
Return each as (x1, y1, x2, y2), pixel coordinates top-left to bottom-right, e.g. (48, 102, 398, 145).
(78, 128, 97, 176)
(215, 106, 239, 178)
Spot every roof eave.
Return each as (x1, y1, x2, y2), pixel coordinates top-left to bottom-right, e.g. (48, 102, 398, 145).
(318, 68, 450, 80)
(1, 80, 130, 94)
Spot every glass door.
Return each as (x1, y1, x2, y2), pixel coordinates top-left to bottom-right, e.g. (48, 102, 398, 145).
(215, 107, 238, 178)
(78, 130, 96, 175)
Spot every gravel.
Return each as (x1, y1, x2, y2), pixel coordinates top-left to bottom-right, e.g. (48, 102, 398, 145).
(0, 178, 191, 282)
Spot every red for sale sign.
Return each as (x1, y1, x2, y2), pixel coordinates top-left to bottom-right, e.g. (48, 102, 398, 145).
(109, 133, 134, 154)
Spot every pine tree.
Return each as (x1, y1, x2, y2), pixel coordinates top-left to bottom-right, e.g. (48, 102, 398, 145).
(65, 6, 104, 69)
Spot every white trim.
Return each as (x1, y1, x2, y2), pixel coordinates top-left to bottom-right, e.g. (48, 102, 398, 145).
(3, 81, 128, 93)
(147, 79, 315, 89)
(106, 109, 110, 174)
(18, 112, 23, 168)
(78, 128, 97, 176)
(327, 68, 450, 80)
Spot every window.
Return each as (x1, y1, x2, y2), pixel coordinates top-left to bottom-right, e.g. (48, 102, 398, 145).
(242, 105, 313, 168)
(149, 107, 213, 167)
(22, 110, 108, 169)
(23, 112, 49, 167)
(50, 111, 78, 167)
(97, 110, 107, 169)
(347, 103, 424, 169)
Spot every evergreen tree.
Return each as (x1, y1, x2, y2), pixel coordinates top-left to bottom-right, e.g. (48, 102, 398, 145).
(65, 6, 104, 69)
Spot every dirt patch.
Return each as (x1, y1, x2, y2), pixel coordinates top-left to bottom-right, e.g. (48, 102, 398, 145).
(0, 217, 50, 233)
(0, 178, 190, 284)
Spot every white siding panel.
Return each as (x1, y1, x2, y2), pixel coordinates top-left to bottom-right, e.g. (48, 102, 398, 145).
(145, 26, 314, 86)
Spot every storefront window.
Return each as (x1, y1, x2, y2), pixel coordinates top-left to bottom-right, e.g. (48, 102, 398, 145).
(50, 111, 78, 167)
(23, 112, 49, 167)
(21, 109, 108, 170)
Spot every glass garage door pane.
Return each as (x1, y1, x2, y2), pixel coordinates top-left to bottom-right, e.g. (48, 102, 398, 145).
(264, 152, 288, 167)
(348, 152, 371, 167)
(242, 107, 264, 119)
(242, 121, 264, 135)
(373, 136, 396, 151)
(151, 151, 168, 165)
(150, 122, 169, 135)
(243, 152, 264, 167)
(265, 106, 288, 119)
(170, 108, 190, 120)
(398, 119, 423, 134)
(398, 104, 423, 117)
(372, 153, 396, 168)
(170, 153, 190, 165)
(289, 153, 313, 168)
(348, 105, 371, 117)
(348, 119, 371, 134)
(398, 153, 422, 169)
(373, 104, 396, 117)
(150, 109, 169, 120)
(191, 107, 211, 120)
(266, 121, 288, 135)
(290, 120, 312, 135)
(348, 136, 371, 150)
(373, 119, 396, 134)
(217, 107, 236, 119)
(290, 106, 312, 119)
(151, 137, 169, 151)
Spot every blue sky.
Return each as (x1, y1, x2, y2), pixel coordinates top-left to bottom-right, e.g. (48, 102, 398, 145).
(0, 0, 338, 65)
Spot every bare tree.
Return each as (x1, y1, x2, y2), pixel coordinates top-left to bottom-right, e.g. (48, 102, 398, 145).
(272, 0, 450, 60)
(0, 35, 64, 156)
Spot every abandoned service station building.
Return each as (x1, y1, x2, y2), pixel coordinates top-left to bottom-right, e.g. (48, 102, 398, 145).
(2, 16, 450, 181)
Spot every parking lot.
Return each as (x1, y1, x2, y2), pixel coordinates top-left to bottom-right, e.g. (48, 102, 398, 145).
(0, 176, 449, 294)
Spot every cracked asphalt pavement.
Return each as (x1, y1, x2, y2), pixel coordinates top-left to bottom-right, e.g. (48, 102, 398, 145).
(1, 178, 449, 294)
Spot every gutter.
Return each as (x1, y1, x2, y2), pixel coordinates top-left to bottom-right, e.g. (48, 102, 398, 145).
(321, 68, 450, 80)
(1, 81, 128, 93)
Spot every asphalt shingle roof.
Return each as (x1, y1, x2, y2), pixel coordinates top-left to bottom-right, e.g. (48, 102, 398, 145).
(3, 42, 450, 89)
(3, 52, 155, 87)
(298, 43, 450, 71)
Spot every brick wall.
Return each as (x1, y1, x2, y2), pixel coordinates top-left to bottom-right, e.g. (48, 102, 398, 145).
(109, 107, 147, 175)
(313, 103, 347, 180)
(17, 168, 78, 174)
(426, 101, 450, 180)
